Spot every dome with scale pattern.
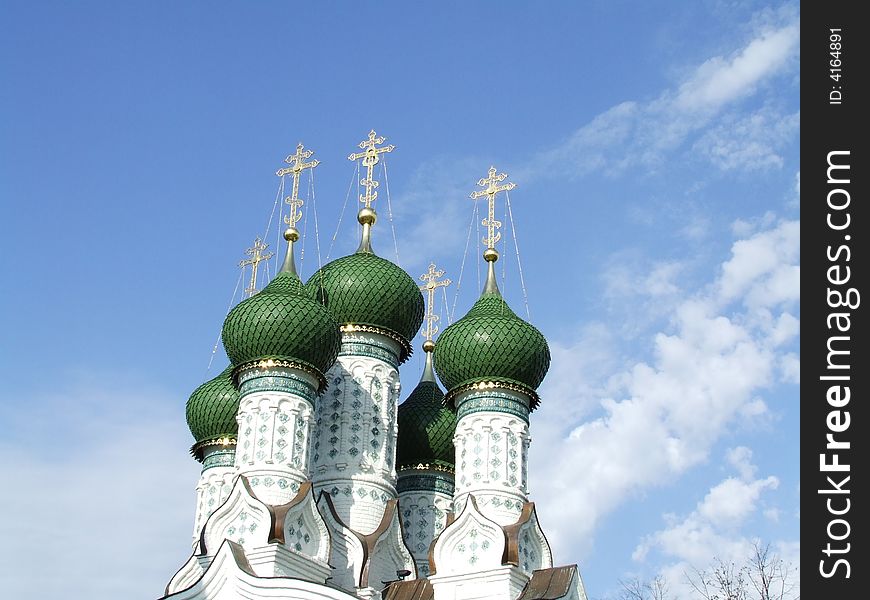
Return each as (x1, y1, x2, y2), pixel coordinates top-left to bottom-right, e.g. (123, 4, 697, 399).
(433, 290, 550, 408)
(305, 251, 424, 362)
(221, 271, 341, 384)
(185, 365, 239, 458)
(396, 372, 456, 470)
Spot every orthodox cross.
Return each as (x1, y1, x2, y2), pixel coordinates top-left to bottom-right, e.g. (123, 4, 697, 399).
(419, 263, 451, 341)
(347, 129, 395, 208)
(240, 237, 274, 297)
(276, 142, 319, 228)
(470, 166, 515, 249)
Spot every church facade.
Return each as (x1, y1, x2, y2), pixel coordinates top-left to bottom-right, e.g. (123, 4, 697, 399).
(162, 132, 587, 600)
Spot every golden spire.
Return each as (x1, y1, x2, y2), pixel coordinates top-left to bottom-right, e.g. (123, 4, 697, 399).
(239, 237, 274, 297)
(470, 166, 515, 294)
(348, 129, 396, 209)
(419, 263, 451, 347)
(276, 142, 319, 232)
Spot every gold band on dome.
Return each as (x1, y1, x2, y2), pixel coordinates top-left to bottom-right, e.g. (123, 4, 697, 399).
(232, 358, 328, 393)
(190, 436, 238, 459)
(444, 379, 541, 411)
(340, 323, 413, 358)
(397, 462, 455, 474)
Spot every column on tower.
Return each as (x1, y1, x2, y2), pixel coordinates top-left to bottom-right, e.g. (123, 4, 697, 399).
(435, 282, 545, 526)
(185, 365, 240, 547)
(222, 224, 341, 506)
(433, 166, 549, 526)
(396, 348, 456, 577)
(428, 167, 555, 597)
(304, 130, 425, 535)
(394, 263, 456, 577)
(304, 243, 424, 533)
(307, 324, 405, 533)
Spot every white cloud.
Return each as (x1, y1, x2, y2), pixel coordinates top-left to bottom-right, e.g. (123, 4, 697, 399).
(674, 24, 799, 111)
(631, 447, 786, 597)
(530, 218, 799, 561)
(697, 475, 779, 526)
(695, 109, 800, 172)
(731, 211, 777, 238)
(0, 378, 200, 600)
(528, 20, 799, 179)
(779, 352, 800, 384)
(726, 446, 757, 481)
(717, 219, 799, 307)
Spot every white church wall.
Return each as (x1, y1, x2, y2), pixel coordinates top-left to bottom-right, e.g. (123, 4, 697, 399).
(235, 366, 319, 505)
(310, 331, 403, 534)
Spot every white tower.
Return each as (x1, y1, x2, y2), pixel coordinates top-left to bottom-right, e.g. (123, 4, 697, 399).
(185, 366, 240, 548)
(395, 263, 456, 577)
(306, 130, 425, 534)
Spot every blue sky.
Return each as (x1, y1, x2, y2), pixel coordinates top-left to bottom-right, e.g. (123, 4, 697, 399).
(0, 2, 799, 598)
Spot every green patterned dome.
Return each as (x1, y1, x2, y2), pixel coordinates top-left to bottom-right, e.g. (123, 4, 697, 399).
(434, 291, 550, 407)
(185, 365, 239, 457)
(222, 271, 341, 379)
(396, 362, 456, 469)
(305, 251, 424, 361)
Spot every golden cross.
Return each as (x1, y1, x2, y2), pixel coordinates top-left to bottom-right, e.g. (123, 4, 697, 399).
(276, 143, 320, 228)
(470, 166, 516, 249)
(239, 237, 274, 297)
(347, 129, 395, 209)
(419, 263, 451, 341)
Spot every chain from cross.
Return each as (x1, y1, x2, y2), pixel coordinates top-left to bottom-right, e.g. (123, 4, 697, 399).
(276, 143, 320, 228)
(239, 237, 274, 297)
(419, 262, 451, 341)
(470, 166, 516, 249)
(347, 129, 395, 208)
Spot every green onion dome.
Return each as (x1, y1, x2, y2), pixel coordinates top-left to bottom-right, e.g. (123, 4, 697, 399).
(434, 289, 550, 409)
(185, 365, 240, 459)
(396, 355, 456, 470)
(305, 251, 424, 362)
(222, 270, 341, 389)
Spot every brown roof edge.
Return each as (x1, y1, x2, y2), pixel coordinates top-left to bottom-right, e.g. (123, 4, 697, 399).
(516, 564, 578, 600)
(268, 481, 314, 544)
(359, 498, 403, 588)
(383, 578, 434, 600)
(502, 501, 537, 567)
(226, 539, 259, 577)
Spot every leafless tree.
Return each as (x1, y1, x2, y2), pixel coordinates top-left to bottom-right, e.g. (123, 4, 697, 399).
(614, 575, 671, 600)
(686, 559, 749, 600)
(747, 542, 799, 600)
(685, 541, 798, 600)
(607, 542, 797, 600)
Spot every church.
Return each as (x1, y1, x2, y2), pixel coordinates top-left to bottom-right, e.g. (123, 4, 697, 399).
(162, 131, 588, 600)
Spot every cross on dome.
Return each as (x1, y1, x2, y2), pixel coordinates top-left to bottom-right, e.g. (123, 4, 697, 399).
(470, 166, 516, 254)
(418, 262, 451, 343)
(276, 142, 320, 229)
(239, 237, 274, 297)
(347, 129, 395, 209)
